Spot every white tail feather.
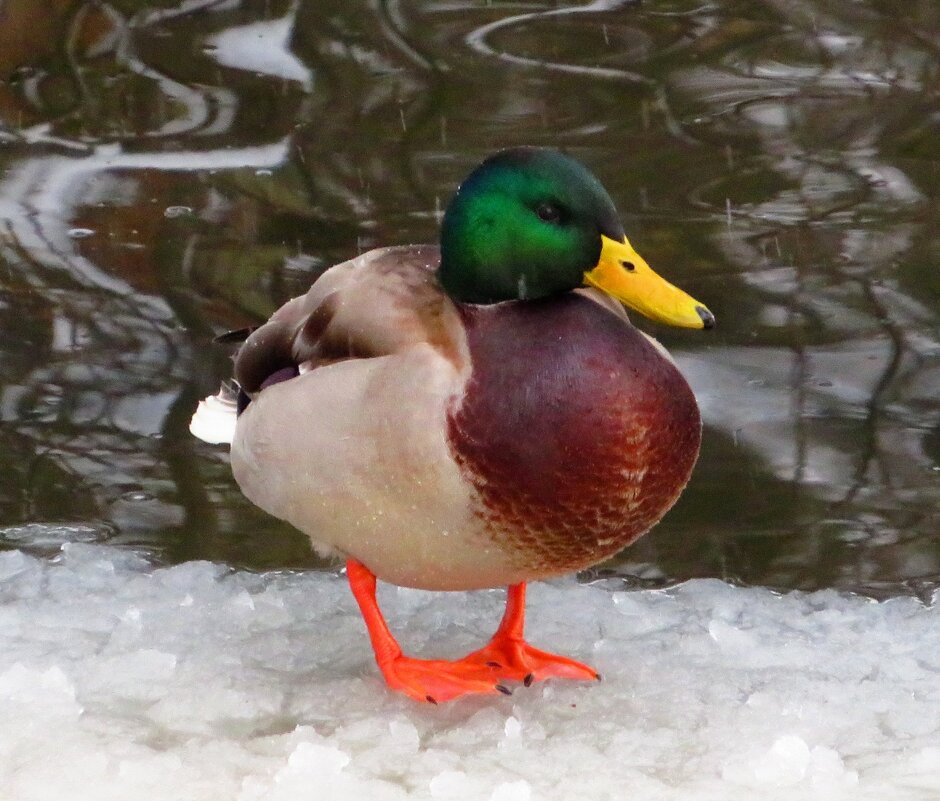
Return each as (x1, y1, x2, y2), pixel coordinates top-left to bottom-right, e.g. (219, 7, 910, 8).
(189, 387, 238, 445)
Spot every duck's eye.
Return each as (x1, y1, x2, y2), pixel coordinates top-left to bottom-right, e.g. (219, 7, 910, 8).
(535, 202, 562, 224)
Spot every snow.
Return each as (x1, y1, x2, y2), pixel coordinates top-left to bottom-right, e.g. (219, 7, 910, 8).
(1, 542, 939, 801)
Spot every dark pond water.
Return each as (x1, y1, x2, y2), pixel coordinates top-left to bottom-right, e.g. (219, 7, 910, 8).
(0, 0, 937, 596)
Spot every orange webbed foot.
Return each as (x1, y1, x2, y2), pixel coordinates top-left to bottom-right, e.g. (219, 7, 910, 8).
(464, 638, 600, 685)
(346, 561, 598, 704)
(464, 582, 599, 687)
(376, 654, 510, 704)
(347, 560, 511, 704)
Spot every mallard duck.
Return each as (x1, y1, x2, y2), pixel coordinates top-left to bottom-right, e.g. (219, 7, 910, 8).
(191, 147, 713, 703)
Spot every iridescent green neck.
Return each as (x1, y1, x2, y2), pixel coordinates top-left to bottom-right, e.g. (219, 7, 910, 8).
(438, 148, 624, 304)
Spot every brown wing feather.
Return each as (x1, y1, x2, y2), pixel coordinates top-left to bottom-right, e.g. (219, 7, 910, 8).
(234, 245, 453, 393)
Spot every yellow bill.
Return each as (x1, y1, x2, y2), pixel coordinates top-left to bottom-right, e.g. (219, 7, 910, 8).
(584, 236, 714, 329)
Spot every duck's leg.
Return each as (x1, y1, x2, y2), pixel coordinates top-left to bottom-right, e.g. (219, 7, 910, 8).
(345, 560, 507, 703)
(462, 582, 600, 684)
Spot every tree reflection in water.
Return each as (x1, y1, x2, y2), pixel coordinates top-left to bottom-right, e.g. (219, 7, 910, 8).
(0, 0, 937, 594)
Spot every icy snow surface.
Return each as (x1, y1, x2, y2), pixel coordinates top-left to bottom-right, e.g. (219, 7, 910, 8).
(1, 543, 939, 801)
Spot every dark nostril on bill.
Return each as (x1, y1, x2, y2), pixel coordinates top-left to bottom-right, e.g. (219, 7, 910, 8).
(696, 306, 716, 329)
(620, 260, 635, 272)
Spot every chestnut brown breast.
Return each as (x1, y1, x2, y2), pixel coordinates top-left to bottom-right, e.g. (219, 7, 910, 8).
(446, 293, 701, 577)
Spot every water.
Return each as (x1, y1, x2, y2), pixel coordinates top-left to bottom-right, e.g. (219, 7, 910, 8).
(0, 0, 937, 595)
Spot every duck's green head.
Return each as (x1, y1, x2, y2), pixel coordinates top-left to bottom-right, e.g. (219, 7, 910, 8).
(439, 147, 714, 329)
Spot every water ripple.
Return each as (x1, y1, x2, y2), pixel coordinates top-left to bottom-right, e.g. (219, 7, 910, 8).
(465, 0, 653, 84)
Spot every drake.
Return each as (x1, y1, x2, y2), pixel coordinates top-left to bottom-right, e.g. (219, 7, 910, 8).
(191, 147, 714, 703)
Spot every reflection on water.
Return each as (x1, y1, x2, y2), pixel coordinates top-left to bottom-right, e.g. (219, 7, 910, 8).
(0, 0, 937, 595)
